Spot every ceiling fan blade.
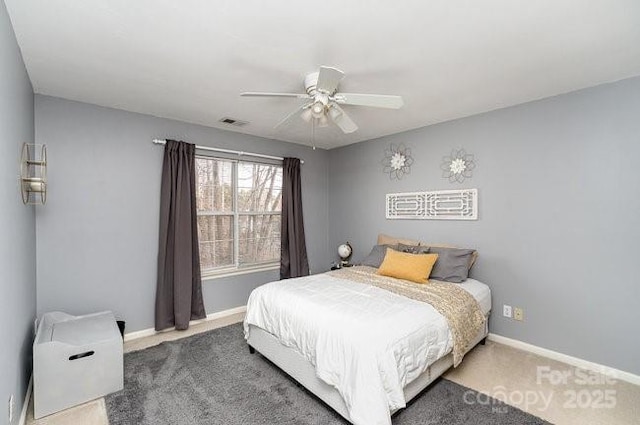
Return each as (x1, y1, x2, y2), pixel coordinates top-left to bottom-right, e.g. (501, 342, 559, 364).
(316, 66, 344, 94)
(333, 93, 404, 109)
(275, 103, 312, 129)
(241, 92, 311, 99)
(329, 104, 358, 134)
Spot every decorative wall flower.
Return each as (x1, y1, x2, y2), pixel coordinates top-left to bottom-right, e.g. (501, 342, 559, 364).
(441, 148, 475, 183)
(382, 143, 413, 180)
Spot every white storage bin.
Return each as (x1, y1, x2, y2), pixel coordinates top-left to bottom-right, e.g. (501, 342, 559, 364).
(33, 311, 124, 419)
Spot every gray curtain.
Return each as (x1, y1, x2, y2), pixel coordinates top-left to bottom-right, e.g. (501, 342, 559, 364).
(155, 140, 206, 331)
(280, 158, 310, 279)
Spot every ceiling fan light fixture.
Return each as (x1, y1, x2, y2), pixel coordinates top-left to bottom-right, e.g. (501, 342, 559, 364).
(311, 101, 325, 118)
(328, 105, 342, 120)
(300, 108, 312, 122)
(317, 114, 329, 127)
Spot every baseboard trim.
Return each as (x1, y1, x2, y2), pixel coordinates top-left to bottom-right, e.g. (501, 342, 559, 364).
(123, 305, 247, 342)
(488, 333, 640, 386)
(18, 374, 32, 425)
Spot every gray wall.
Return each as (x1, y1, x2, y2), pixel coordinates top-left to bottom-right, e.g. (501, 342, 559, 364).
(34, 95, 330, 333)
(328, 77, 640, 375)
(0, 1, 36, 424)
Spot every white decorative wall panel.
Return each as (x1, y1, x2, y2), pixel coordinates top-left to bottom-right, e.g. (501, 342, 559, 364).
(386, 189, 478, 220)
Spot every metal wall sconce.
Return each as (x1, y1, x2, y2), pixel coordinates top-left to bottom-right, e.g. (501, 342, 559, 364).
(21, 143, 47, 205)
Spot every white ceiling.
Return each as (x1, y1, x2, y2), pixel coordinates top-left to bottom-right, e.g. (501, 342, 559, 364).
(5, 1, 640, 149)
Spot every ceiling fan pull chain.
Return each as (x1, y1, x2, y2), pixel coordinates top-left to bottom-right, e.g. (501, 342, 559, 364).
(312, 117, 316, 150)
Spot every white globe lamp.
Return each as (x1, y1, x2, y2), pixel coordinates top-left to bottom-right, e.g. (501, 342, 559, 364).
(338, 242, 353, 267)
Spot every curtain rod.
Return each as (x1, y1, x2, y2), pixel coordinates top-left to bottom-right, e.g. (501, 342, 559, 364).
(152, 139, 304, 164)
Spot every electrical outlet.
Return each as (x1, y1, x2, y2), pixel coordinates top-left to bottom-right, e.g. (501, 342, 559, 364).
(8, 394, 14, 423)
(503, 304, 512, 318)
(514, 307, 524, 321)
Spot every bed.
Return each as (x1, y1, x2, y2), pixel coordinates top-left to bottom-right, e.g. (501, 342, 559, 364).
(244, 265, 491, 425)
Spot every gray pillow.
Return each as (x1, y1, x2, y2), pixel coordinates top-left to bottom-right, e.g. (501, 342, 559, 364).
(428, 247, 476, 283)
(397, 243, 430, 254)
(360, 244, 397, 268)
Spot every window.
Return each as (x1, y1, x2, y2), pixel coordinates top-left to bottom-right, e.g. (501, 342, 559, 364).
(195, 156, 282, 275)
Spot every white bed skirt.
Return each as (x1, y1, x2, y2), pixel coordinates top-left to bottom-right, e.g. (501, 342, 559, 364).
(247, 313, 490, 423)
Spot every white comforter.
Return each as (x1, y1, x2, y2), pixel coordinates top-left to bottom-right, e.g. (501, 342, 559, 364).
(243, 273, 454, 425)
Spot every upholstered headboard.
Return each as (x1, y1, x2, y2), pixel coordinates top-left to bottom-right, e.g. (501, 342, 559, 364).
(376, 233, 478, 268)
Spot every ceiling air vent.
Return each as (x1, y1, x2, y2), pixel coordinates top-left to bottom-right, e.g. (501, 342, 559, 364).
(219, 117, 249, 127)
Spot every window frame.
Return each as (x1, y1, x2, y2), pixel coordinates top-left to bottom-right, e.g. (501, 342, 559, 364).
(195, 154, 282, 279)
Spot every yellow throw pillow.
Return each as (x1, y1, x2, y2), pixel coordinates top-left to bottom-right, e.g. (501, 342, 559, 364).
(377, 248, 439, 284)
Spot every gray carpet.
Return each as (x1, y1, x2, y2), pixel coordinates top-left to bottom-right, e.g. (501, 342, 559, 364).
(106, 323, 550, 424)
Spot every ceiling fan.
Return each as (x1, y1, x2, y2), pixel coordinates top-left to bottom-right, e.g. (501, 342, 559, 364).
(240, 66, 404, 134)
